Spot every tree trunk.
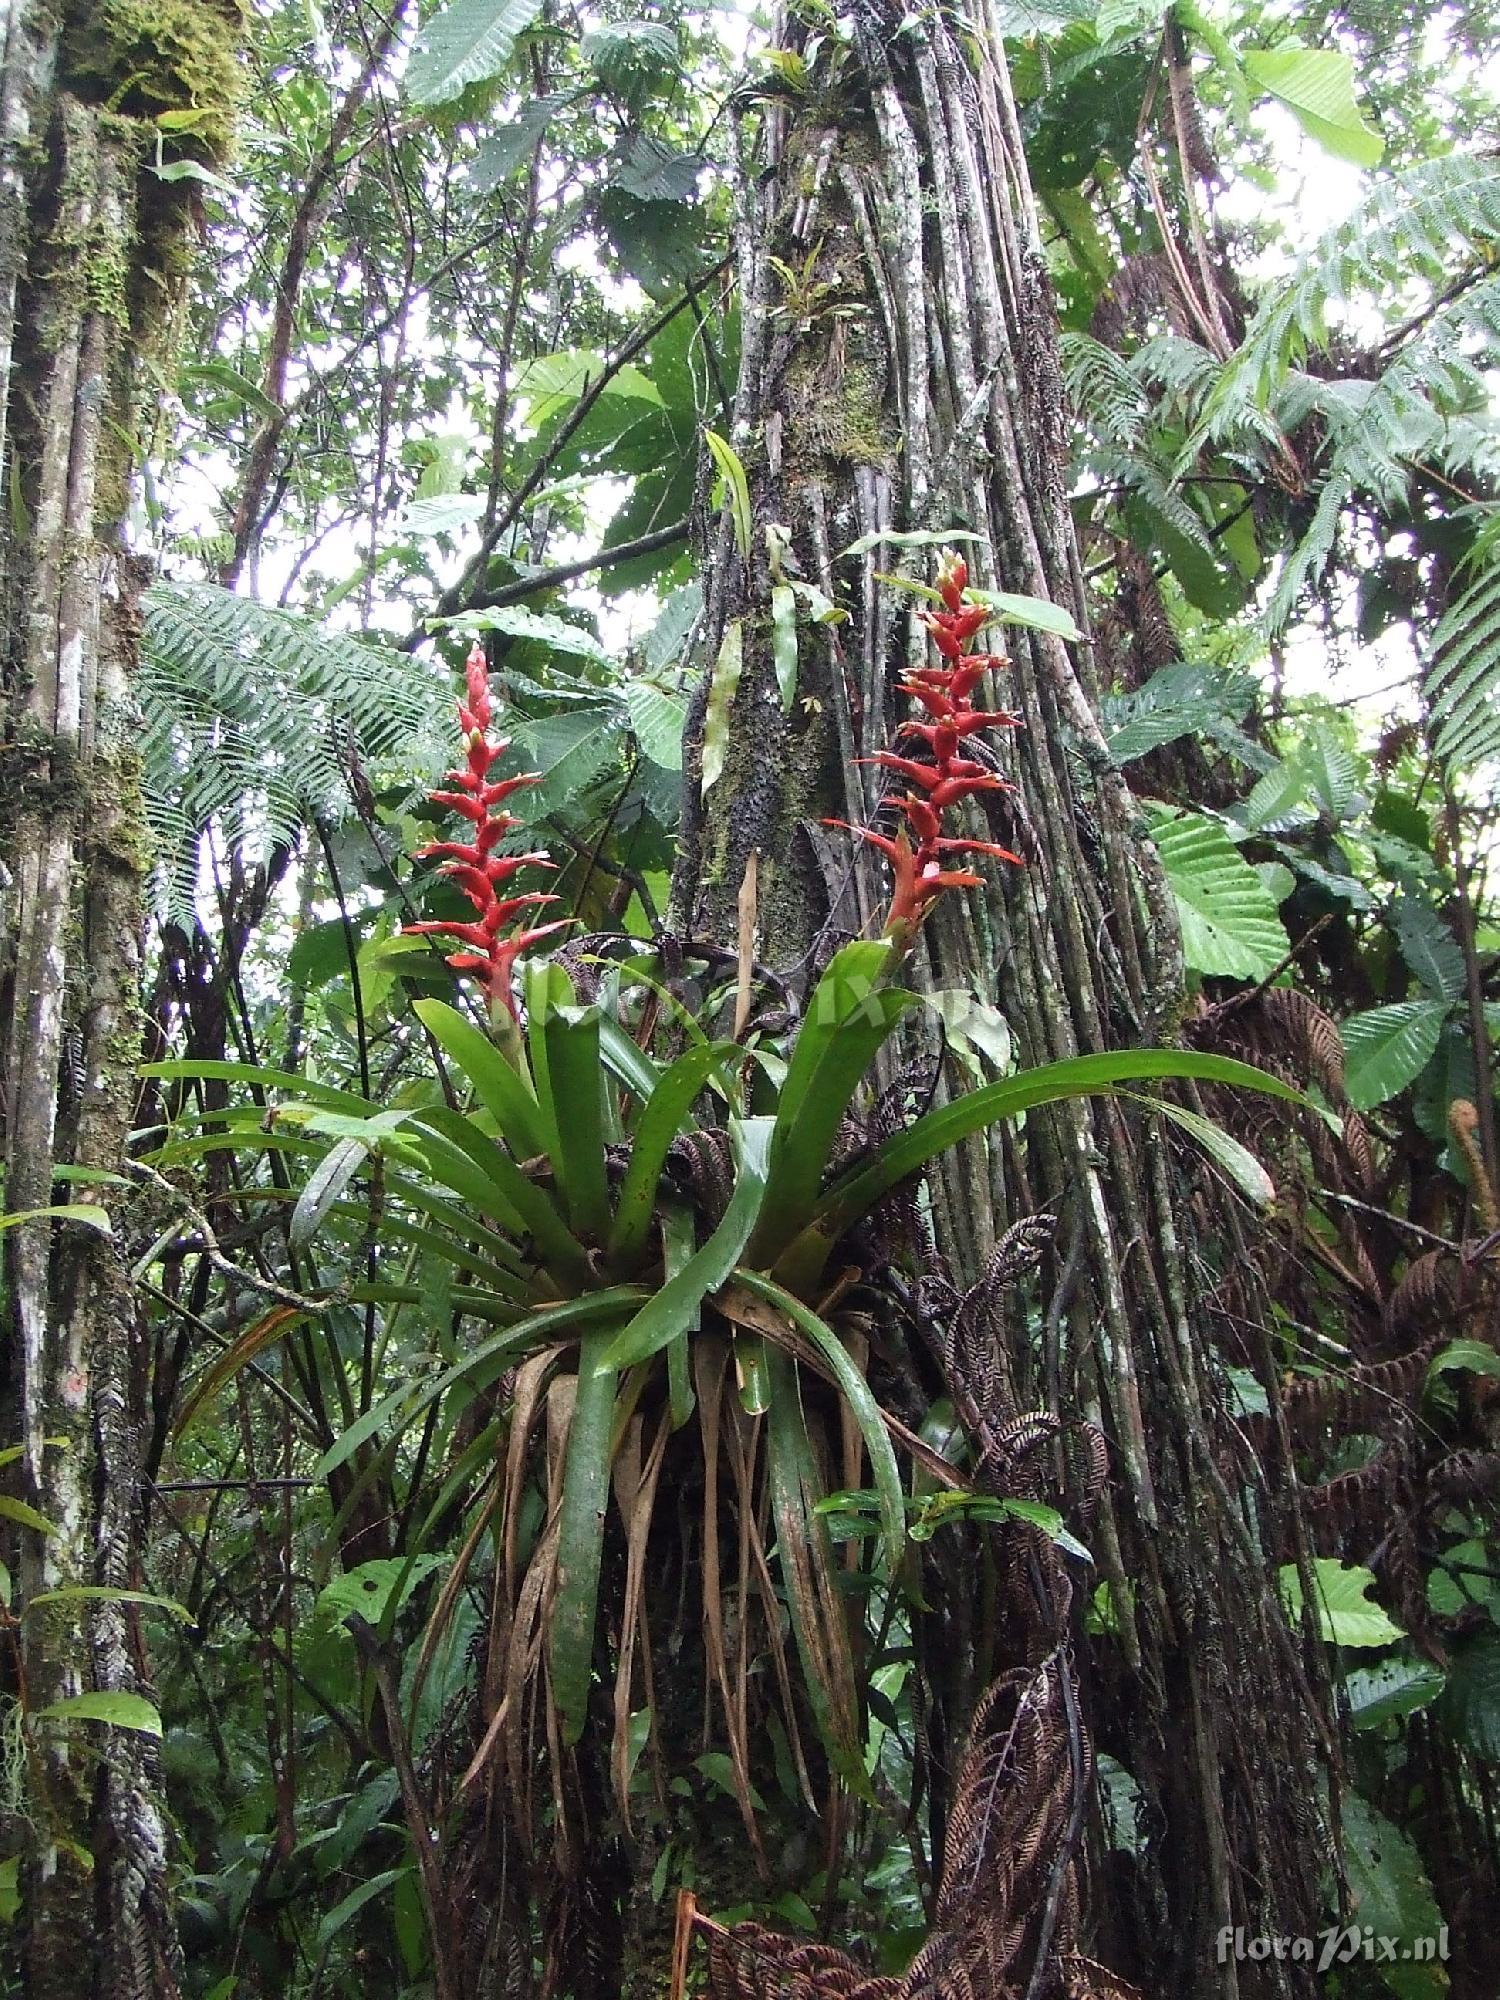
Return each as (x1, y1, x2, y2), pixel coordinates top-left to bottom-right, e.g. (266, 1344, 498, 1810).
(0, 3, 243, 1992)
(676, 6, 1329, 1993)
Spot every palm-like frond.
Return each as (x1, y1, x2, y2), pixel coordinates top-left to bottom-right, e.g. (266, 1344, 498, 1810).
(1425, 509, 1500, 773)
(139, 581, 447, 918)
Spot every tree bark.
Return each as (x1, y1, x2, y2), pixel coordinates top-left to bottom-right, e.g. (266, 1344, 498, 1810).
(677, 6, 1330, 1993)
(0, 3, 244, 1992)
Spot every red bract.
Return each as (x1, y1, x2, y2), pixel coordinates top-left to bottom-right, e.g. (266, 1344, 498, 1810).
(829, 554, 1024, 941)
(403, 642, 570, 1021)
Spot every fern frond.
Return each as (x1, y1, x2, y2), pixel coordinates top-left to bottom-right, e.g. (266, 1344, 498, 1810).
(1193, 153, 1500, 447)
(140, 582, 448, 921)
(1425, 511, 1500, 772)
(1266, 275, 1500, 631)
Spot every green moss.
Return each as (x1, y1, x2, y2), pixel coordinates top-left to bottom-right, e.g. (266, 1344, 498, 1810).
(66, 0, 246, 163)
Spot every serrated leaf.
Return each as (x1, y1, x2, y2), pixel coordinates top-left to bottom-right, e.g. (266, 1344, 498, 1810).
(1341, 1001, 1449, 1111)
(700, 621, 743, 796)
(1100, 661, 1254, 762)
(405, 0, 546, 108)
(1150, 808, 1291, 979)
(623, 680, 686, 770)
(1245, 46, 1385, 168)
(1389, 894, 1465, 1001)
(1278, 1560, 1406, 1647)
(37, 1691, 162, 1736)
(462, 603, 611, 663)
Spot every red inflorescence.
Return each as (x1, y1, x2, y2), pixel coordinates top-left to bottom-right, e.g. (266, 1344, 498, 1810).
(829, 552, 1024, 942)
(404, 643, 571, 1021)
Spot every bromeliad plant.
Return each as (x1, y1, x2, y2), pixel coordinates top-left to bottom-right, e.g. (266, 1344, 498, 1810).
(143, 562, 1303, 1956)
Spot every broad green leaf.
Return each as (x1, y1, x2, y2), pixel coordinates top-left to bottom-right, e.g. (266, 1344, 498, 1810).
(1426, 1337, 1500, 1387)
(512, 349, 663, 426)
(1439, 1630, 1500, 1760)
(468, 93, 566, 189)
(1345, 1657, 1445, 1732)
(1278, 1560, 1405, 1648)
(728, 1270, 905, 1578)
(771, 584, 798, 708)
(37, 1691, 162, 1735)
(551, 1327, 619, 1743)
(967, 588, 1082, 640)
(1339, 1794, 1446, 1999)
(1125, 1095, 1275, 1206)
(316, 1556, 446, 1629)
(624, 680, 686, 770)
(700, 620, 743, 795)
(1150, 808, 1290, 979)
(607, 1042, 738, 1268)
(412, 997, 547, 1160)
(1341, 1001, 1449, 1111)
(462, 603, 611, 664)
(1245, 46, 1385, 168)
(1389, 894, 1465, 1001)
(662, 1200, 698, 1429)
(603, 1120, 774, 1368)
(405, 0, 546, 108)
(784, 1050, 1303, 1285)
(704, 431, 752, 559)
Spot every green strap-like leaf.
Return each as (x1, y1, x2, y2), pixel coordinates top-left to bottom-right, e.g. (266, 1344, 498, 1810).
(602, 1119, 774, 1368)
(413, 998, 548, 1159)
(538, 1004, 612, 1241)
(550, 1328, 620, 1744)
(313, 1288, 641, 1480)
(409, 1107, 591, 1283)
(730, 1269, 905, 1578)
(750, 940, 912, 1263)
(607, 1041, 737, 1268)
(782, 1050, 1304, 1284)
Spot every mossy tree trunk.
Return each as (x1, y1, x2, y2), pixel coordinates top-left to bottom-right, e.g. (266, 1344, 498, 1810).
(674, 5, 1330, 1993)
(0, 3, 243, 1993)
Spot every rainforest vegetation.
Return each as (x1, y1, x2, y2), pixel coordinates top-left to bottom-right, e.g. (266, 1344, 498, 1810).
(0, 0, 1497, 1996)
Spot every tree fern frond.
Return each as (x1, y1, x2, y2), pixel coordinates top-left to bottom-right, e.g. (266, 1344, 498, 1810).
(140, 582, 448, 920)
(1266, 274, 1500, 631)
(1183, 153, 1500, 467)
(1060, 333, 1149, 449)
(1425, 518, 1500, 772)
